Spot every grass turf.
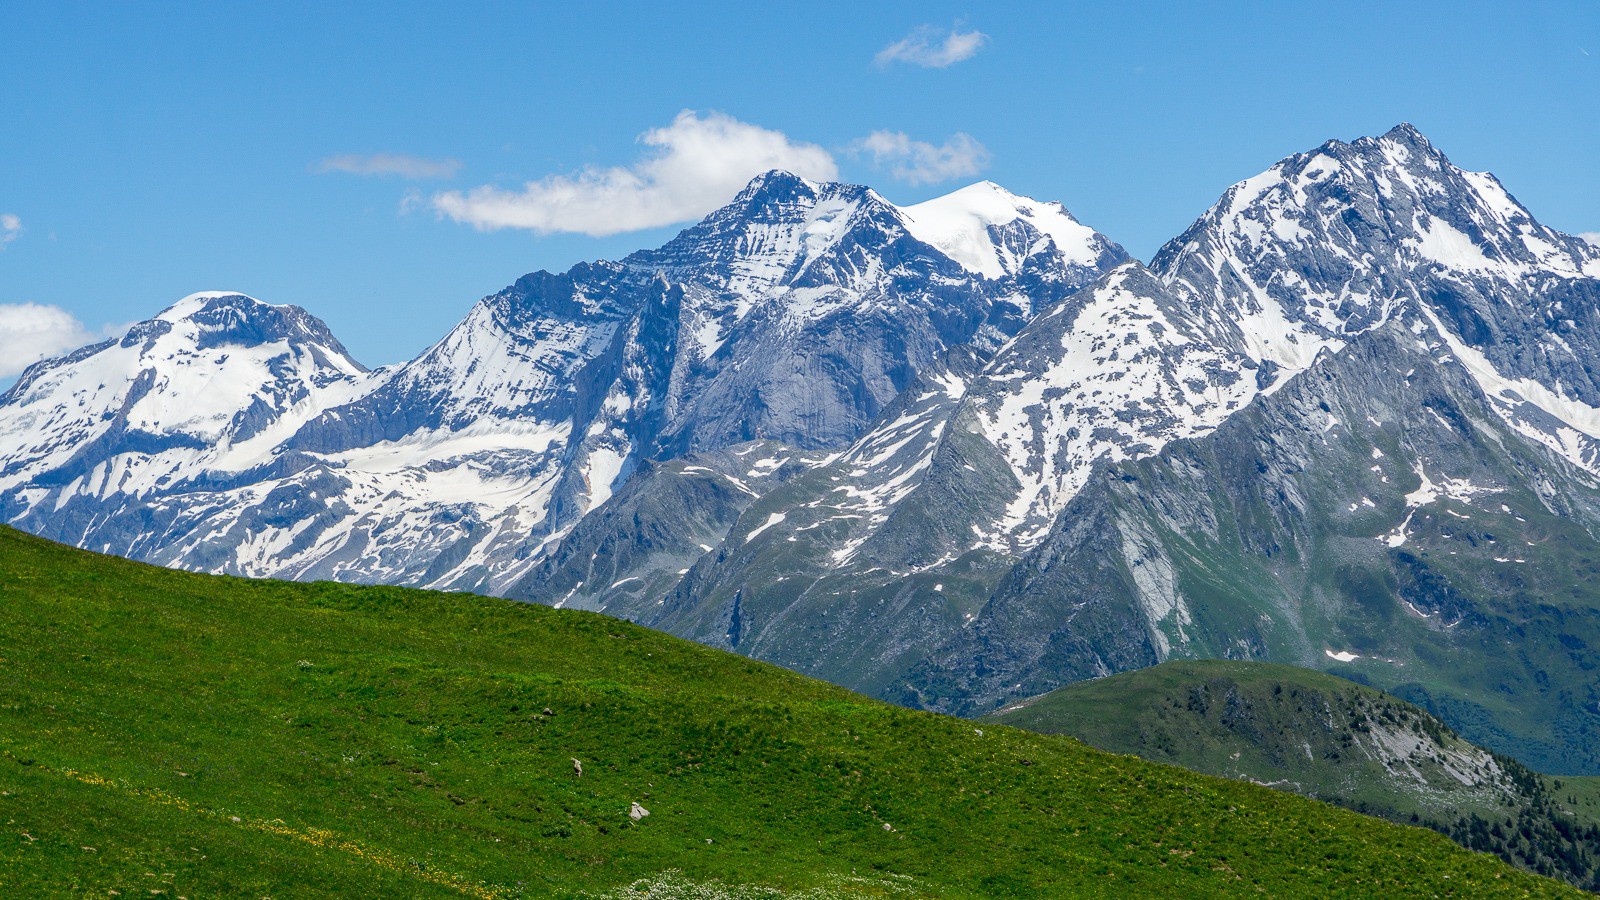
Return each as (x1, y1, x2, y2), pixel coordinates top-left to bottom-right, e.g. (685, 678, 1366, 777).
(0, 526, 1580, 897)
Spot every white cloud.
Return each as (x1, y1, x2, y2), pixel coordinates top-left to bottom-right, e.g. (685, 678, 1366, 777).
(432, 111, 838, 237)
(1580, 232, 1600, 247)
(854, 131, 992, 185)
(875, 25, 988, 68)
(0, 214, 21, 248)
(317, 153, 462, 179)
(0, 303, 123, 379)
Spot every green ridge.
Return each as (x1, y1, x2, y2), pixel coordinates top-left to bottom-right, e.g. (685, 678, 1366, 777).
(0, 527, 1579, 897)
(986, 660, 1600, 889)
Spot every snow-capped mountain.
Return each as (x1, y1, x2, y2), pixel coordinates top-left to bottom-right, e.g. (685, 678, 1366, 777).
(515, 125, 1600, 773)
(8, 124, 1600, 774)
(0, 293, 379, 541)
(893, 125, 1600, 772)
(1155, 123, 1600, 468)
(0, 173, 1124, 593)
(897, 180, 1115, 282)
(908, 312, 1600, 774)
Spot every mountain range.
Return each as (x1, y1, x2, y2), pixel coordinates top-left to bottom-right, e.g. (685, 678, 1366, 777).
(5, 123, 1600, 775)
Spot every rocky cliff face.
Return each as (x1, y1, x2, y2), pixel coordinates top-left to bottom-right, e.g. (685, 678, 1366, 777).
(599, 264, 1261, 694)
(903, 317, 1600, 774)
(1154, 123, 1600, 471)
(631, 174, 1126, 455)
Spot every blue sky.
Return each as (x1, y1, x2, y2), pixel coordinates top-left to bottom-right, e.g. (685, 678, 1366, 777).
(1, 1, 1596, 375)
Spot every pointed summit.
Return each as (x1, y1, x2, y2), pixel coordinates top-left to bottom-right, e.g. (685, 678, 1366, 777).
(635, 169, 884, 300)
(1146, 123, 1600, 488)
(733, 168, 820, 201)
(1153, 123, 1600, 368)
(720, 170, 832, 222)
(0, 287, 376, 513)
(1377, 121, 1433, 147)
(0, 157, 1131, 598)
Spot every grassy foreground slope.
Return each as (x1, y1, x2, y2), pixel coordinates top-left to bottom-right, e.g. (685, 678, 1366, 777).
(0, 527, 1578, 898)
(987, 660, 1600, 889)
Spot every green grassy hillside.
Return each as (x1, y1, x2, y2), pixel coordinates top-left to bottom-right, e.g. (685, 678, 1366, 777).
(0, 527, 1580, 898)
(986, 660, 1600, 889)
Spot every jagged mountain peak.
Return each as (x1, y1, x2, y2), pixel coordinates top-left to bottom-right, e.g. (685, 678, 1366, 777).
(0, 288, 376, 510)
(630, 171, 893, 300)
(1151, 124, 1600, 375)
(638, 170, 1123, 295)
(1325, 121, 1437, 158)
(692, 168, 876, 229)
(11, 290, 364, 395)
(1162, 123, 1598, 280)
(713, 169, 885, 235)
(729, 168, 833, 204)
(1, 165, 1120, 592)
(1378, 119, 1431, 144)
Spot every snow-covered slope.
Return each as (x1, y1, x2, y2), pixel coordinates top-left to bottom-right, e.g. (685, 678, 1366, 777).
(586, 126, 1600, 735)
(963, 263, 1258, 548)
(897, 181, 1111, 281)
(893, 128, 1600, 775)
(0, 292, 377, 518)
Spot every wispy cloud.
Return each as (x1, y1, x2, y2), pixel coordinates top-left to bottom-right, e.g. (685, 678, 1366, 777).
(1580, 232, 1600, 247)
(317, 153, 462, 179)
(0, 214, 21, 249)
(854, 131, 992, 185)
(875, 25, 988, 68)
(0, 303, 123, 379)
(431, 111, 838, 237)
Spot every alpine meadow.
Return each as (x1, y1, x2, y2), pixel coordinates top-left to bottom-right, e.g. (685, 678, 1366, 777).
(4, 4, 1599, 896)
